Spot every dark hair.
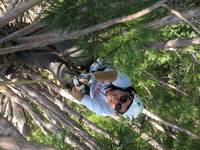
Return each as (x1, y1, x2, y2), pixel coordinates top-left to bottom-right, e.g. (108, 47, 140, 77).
(105, 84, 136, 98)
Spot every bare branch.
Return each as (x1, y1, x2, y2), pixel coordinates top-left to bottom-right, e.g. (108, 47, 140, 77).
(40, 88, 119, 144)
(0, 21, 46, 44)
(18, 85, 101, 150)
(143, 109, 200, 139)
(0, 0, 168, 54)
(161, 4, 200, 35)
(11, 101, 28, 136)
(0, 136, 57, 150)
(143, 71, 189, 96)
(0, 115, 25, 139)
(147, 7, 200, 28)
(151, 37, 200, 50)
(0, 0, 45, 28)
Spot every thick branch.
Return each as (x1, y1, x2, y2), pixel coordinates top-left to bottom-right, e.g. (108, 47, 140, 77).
(19, 85, 101, 150)
(0, 115, 24, 139)
(151, 37, 200, 50)
(0, 136, 57, 150)
(0, 0, 168, 54)
(11, 101, 28, 136)
(0, 0, 45, 28)
(0, 21, 46, 44)
(161, 4, 200, 35)
(40, 88, 119, 144)
(147, 7, 200, 28)
(7, 86, 59, 134)
(143, 109, 200, 139)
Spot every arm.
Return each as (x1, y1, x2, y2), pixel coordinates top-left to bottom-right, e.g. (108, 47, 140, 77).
(81, 95, 114, 116)
(93, 71, 118, 83)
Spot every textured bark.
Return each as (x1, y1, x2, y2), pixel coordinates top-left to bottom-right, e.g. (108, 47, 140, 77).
(7, 86, 59, 134)
(0, 136, 57, 150)
(11, 101, 28, 136)
(161, 4, 200, 35)
(147, 7, 200, 28)
(0, 94, 5, 113)
(40, 88, 119, 144)
(0, 21, 46, 44)
(143, 109, 200, 139)
(0, 0, 45, 28)
(19, 85, 101, 150)
(64, 135, 90, 150)
(0, 116, 24, 139)
(3, 96, 12, 120)
(39, 82, 165, 150)
(151, 37, 200, 50)
(0, 0, 168, 55)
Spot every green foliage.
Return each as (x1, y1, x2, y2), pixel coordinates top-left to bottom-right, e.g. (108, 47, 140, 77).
(35, 0, 200, 149)
(28, 127, 71, 150)
(42, 0, 158, 30)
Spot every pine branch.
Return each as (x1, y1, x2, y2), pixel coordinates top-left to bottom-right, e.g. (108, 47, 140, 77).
(0, 0, 169, 55)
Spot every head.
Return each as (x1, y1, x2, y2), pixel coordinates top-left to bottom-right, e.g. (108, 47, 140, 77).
(106, 89, 132, 113)
(106, 87, 143, 119)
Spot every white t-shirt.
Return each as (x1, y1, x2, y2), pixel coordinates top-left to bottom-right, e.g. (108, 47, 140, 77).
(81, 72, 132, 116)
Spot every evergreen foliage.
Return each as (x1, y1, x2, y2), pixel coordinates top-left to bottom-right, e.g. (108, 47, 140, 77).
(35, 0, 200, 149)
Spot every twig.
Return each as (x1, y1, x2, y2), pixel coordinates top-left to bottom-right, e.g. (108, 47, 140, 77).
(143, 70, 189, 96)
(161, 4, 200, 35)
(143, 109, 200, 139)
(0, 0, 168, 54)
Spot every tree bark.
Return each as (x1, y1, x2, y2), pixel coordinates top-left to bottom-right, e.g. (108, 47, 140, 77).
(151, 37, 200, 50)
(40, 88, 119, 144)
(0, 0, 168, 55)
(147, 7, 200, 29)
(6, 86, 60, 134)
(0, 21, 46, 44)
(11, 101, 28, 137)
(19, 85, 101, 150)
(0, 0, 45, 28)
(0, 136, 57, 150)
(143, 109, 200, 139)
(0, 115, 25, 139)
(143, 71, 189, 96)
(161, 4, 200, 35)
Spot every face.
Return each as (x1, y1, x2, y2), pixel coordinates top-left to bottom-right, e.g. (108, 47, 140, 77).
(106, 89, 132, 113)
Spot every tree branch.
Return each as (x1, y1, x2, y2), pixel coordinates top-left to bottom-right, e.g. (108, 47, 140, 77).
(0, 0, 45, 28)
(161, 4, 200, 35)
(151, 37, 200, 50)
(0, 21, 46, 44)
(143, 109, 200, 139)
(147, 7, 200, 28)
(0, 0, 168, 55)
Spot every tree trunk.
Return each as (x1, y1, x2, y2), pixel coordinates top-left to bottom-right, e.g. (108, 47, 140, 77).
(0, 21, 46, 44)
(0, 115, 25, 139)
(147, 7, 200, 28)
(0, 136, 57, 150)
(0, 0, 45, 28)
(0, 0, 168, 55)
